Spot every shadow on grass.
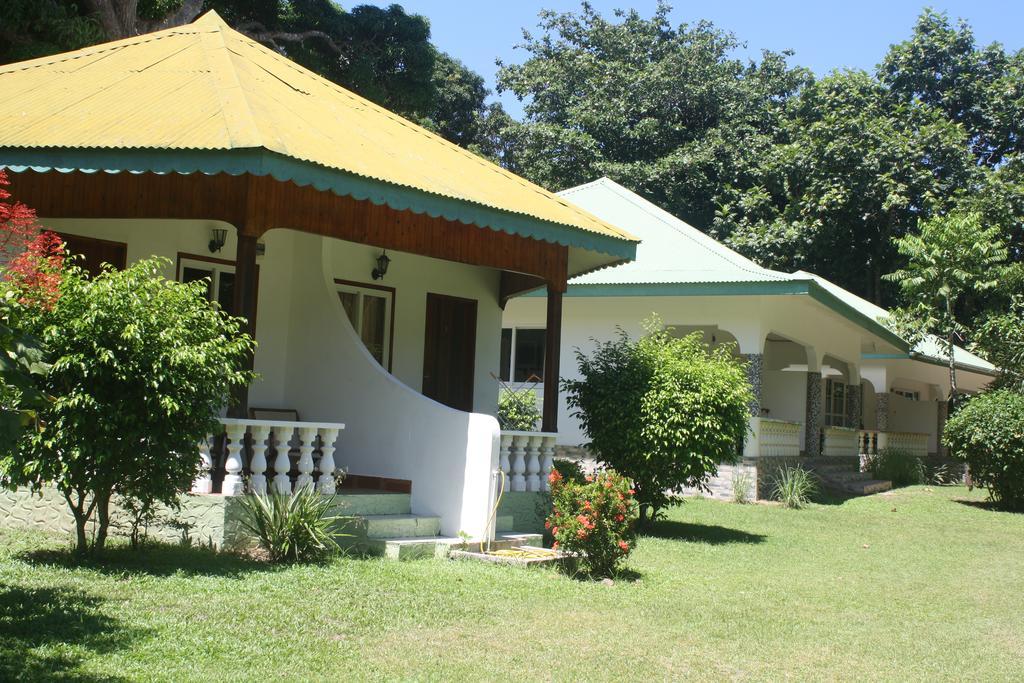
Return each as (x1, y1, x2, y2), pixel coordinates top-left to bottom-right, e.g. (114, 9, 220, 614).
(954, 498, 1023, 514)
(19, 541, 279, 579)
(640, 520, 766, 545)
(0, 584, 142, 681)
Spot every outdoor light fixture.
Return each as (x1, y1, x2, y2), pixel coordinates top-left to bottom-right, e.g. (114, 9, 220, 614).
(209, 227, 227, 253)
(372, 250, 391, 280)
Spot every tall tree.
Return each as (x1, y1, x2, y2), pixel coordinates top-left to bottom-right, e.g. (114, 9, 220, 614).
(885, 212, 1007, 404)
(495, 1, 810, 230)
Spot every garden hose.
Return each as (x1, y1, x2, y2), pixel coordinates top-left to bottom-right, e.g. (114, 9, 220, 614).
(481, 469, 506, 553)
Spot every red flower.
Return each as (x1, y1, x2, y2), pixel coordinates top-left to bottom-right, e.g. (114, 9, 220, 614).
(628, 489, 635, 495)
(618, 540, 630, 552)
(604, 480, 613, 489)
(576, 514, 589, 525)
(548, 469, 562, 485)
(544, 519, 551, 529)
(585, 474, 594, 483)
(551, 526, 558, 535)
(617, 493, 624, 501)
(577, 528, 588, 539)
(615, 514, 625, 522)
(552, 541, 559, 550)
(583, 500, 592, 510)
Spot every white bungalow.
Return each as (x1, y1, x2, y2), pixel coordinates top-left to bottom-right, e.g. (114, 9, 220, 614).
(0, 13, 637, 551)
(502, 179, 995, 497)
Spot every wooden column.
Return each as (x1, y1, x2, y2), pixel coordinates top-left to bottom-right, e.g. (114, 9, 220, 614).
(228, 231, 259, 418)
(542, 284, 564, 433)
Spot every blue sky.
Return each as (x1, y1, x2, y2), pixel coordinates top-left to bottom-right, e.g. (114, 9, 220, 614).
(384, 1, 1023, 118)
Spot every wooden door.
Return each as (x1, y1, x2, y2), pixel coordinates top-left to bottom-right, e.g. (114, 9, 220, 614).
(422, 293, 477, 412)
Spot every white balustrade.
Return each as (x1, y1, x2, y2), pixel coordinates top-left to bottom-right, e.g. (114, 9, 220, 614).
(758, 419, 801, 457)
(499, 432, 558, 492)
(862, 430, 929, 458)
(822, 425, 859, 457)
(192, 418, 345, 496)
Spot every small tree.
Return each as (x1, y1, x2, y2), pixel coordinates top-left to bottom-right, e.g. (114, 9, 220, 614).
(0, 258, 255, 553)
(974, 297, 1024, 393)
(885, 212, 1006, 405)
(563, 319, 753, 525)
(944, 390, 1024, 510)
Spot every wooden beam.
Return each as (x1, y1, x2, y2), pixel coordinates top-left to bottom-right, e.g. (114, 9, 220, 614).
(499, 271, 546, 309)
(228, 232, 259, 418)
(542, 284, 564, 433)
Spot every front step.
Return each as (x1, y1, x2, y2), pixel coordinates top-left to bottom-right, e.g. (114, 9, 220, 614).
(362, 514, 441, 539)
(366, 532, 543, 561)
(840, 479, 893, 495)
(803, 459, 893, 497)
(331, 490, 411, 516)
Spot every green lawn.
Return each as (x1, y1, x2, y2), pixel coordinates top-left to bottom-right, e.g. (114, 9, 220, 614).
(1, 486, 1022, 681)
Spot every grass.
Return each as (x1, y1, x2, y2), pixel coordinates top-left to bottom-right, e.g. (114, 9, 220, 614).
(1, 486, 1022, 681)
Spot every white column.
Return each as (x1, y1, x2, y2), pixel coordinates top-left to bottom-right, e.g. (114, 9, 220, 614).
(510, 434, 527, 492)
(271, 426, 293, 494)
(525, 435, 542, 491)
(191, 434, 213, 494)
(248, 424, 271, 494)
(222, 422, 247, 496)
(539, 436, 556, 492)
(295, 426, 318, 489)
(317, 427, 340, 495)
(499, 433, 513, 492)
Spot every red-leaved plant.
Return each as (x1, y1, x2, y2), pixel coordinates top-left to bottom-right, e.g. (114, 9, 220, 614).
(0, 170, 64, 308)
(546, 468, 637, 578)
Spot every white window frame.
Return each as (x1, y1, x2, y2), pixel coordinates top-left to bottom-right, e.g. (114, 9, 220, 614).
(177, 256, 235, 310)
(336, 281, 394, 372)
(501, 326, 546, 385)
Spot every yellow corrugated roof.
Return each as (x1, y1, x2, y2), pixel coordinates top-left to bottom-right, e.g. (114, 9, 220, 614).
(0, 11, 635, 247)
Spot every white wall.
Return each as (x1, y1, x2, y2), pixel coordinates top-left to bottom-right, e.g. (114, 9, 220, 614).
(887, 394, 939, 454)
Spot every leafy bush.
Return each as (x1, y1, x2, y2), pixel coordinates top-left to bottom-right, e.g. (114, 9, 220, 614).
(546, 468, 637, 578)
(552, 457, 587, 484)
(497, 386, 540, 431)
(0, 258, 255, 553)
(865, 448, 924, 488)
(732, 470, 755, 504)
(237, 485, 344, 563)
(773, 466, 817, 509)
(944, 390, 1024, 510)
(563, 318, 753, 524)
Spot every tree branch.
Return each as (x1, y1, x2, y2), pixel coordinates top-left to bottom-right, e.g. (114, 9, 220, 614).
(234, 22, 345, 58)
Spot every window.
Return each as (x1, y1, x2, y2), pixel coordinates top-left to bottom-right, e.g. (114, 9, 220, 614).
(892, 389, 920, 401)
(336, 280, 394, 370)
(824, 379, 847, 427)
(499, 327, 545, 383)
(57, 233, 127, 276)
(178, 256, 237, 315)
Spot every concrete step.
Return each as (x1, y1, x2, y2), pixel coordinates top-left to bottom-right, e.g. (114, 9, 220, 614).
(331, 491, 411, 516)
(843, 479, 893, 495)
(362, 514, 441, 539)
(366, 531, 544, 561)
(822, 470, 872, 483)
(496, 514, 514, 532)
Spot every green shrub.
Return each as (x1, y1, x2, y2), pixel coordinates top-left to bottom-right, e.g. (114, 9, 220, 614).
(944, 390, 1024, 510)
(773, 466, 817, 509)
(546, 468, 637, 578)
(497, 387, 540, 431)
(237, 485, 345, 563)
(552, 457, 587, 484)
(732, 470, 755, 504)
(865, 448, 924, 488)
(563, 317, 753, 525)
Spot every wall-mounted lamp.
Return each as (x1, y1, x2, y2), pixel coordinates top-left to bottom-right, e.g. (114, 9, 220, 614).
(209, 227, 228, 253)
(372, 251, 391, 280)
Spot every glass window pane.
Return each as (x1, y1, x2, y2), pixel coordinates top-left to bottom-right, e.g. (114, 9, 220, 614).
(182, 266, 213, 300)
(499, 328, 513, 381)
(217, 271, 235, 315)
(513, 328, 545, 382)
(338, 291, 358, 328)
(361, 294, 387, 366)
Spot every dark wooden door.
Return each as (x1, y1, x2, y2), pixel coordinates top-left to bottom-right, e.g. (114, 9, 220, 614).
(422, 293, 477, 412)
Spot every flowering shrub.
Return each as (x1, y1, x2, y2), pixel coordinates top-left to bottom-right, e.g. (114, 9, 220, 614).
(0, 170, 64, 308)
(546, 468, 637, 578)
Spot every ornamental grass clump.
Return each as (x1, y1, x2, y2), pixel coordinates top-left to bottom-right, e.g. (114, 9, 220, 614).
(864, 448, 924, 488)
(237, 485, 344, 563)
(546, 468, 637, 578)
(773, 465, 817, 509)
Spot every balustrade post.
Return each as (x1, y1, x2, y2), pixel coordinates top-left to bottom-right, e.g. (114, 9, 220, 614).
(510, 434, 527, 492)
(248, 424, 271, 494)
(317, 427, 340, 495)
(191, 434, 213, 494)
(539, 436, 556, 491)
(271, 426, 293, 494)
(295, 426, 318, 489)
(525, 435, 542, 491)
(499, 433, 513, 492)
(222, 422, 247, 496)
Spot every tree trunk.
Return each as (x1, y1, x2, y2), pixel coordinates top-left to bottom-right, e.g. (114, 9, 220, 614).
(946, 296, 958, 408)
(93, 489, 113, 552)
(63, 489, 93, 554)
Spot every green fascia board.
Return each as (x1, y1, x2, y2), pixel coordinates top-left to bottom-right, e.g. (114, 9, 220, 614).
(524, 280, 910, 352)
(0, 147, 637, 261)
(906, 351, 999, 377)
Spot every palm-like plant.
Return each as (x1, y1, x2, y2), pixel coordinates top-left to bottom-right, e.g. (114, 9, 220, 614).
(237, 485, 344, 563)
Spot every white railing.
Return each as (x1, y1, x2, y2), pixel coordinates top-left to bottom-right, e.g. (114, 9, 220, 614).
(192, 418, 345, 496)
(858, 430, 929, 458)
(822, 425, 859, 457)
(499, 431, 558, 492)
(759, 419, 801, 457)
